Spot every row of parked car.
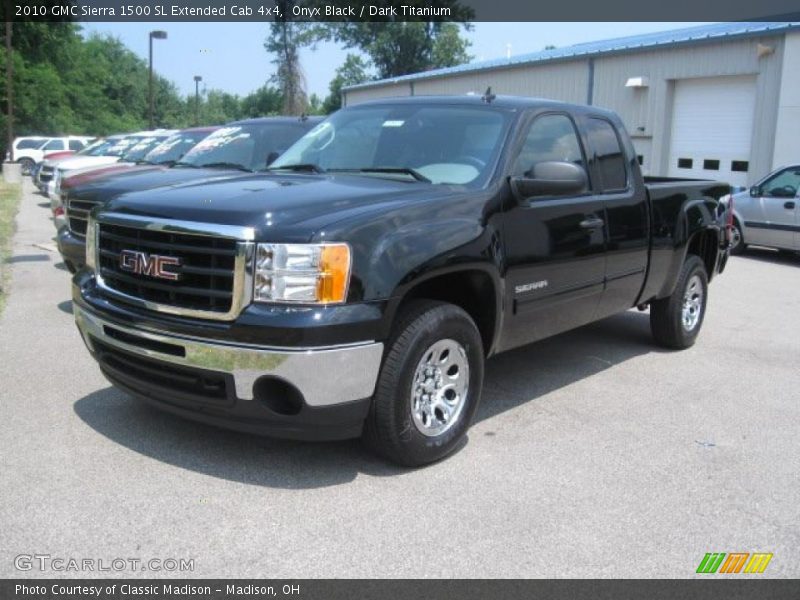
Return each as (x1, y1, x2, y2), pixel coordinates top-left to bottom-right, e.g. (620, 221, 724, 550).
(22, 117, 321, 272)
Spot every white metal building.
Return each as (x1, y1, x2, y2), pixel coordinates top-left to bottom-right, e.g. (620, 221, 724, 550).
(342, 22, 800, 187)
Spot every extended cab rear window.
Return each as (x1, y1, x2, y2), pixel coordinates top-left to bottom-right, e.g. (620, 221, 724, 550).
(586, 118, 628, 192)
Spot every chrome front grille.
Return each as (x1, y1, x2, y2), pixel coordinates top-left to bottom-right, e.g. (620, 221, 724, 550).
(67, 195, 103, 238)
(94, 214, 255, 321)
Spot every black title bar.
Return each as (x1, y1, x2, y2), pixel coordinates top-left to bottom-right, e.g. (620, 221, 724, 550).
(3, 579, 800, 600)
(4, 0, 800, 22)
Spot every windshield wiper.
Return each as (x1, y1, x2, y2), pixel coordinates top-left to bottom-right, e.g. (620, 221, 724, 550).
(173, 161, 199, 168)
(330, 167, 431, 183)
(266, 163, 326, 174)
(198, 162, 253, 172)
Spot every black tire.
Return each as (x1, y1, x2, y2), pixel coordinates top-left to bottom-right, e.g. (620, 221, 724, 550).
(729, 219, 745, 255)
(363, 300, 484, 467)
(650, 255, 708, 350)
(18, 158, 34, 176)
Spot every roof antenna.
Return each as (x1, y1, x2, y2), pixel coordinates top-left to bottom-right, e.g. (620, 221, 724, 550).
(299, 112, 308, 121)
(482, 86, 496, 104)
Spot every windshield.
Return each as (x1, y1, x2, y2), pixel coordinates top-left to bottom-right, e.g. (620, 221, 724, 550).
(78, 138, 121, 156)
(271, 104, 510, 185)
(104, 136, 147, 158)
(142, 130, 212, 165)
(120, 136, 168, 162)
(177, 122, 310, 171)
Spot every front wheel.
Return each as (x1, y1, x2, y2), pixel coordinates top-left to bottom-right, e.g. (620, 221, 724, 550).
(18, 158, 34, 176)
(650, 255, 709, 349)
(363, 300, 484, 467)
(729, 219, 746, 255)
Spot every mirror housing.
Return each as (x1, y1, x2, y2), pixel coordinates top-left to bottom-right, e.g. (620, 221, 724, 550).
(749, 185, 760, 197)
(510, 161, 588, 201)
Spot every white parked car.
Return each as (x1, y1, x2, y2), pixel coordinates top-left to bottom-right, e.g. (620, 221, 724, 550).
(728, 164, 800, 255)
(11, 136, 94, 175)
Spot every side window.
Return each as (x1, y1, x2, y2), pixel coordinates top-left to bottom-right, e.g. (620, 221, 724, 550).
(761, 168, 800, 198)
(43, 139, 65, 151)
(513, 114, 586, 178)
(586, 118, 627, 192)
(68, 139, 84, 151)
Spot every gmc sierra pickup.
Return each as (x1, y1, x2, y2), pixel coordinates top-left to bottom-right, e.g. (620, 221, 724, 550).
(72, 96, 730, 466)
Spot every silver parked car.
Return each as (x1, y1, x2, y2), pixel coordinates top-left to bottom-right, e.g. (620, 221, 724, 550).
(728, 165, 799, 255)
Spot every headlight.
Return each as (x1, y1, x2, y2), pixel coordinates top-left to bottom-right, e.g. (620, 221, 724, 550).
(254, 243, 351, 304)
(86, 216, 97, 271)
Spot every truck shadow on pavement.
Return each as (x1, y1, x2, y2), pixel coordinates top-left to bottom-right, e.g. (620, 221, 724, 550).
(73, 310, 657, 489)
(737, 248, 799, 266)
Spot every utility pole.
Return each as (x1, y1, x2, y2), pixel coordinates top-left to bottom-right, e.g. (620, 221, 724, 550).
(5, 20, 13, 159)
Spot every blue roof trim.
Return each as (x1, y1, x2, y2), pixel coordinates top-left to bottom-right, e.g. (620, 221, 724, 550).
(344, 21, 800, 92)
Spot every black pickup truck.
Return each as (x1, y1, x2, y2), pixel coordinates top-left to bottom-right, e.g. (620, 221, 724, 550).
(72, 96, 730, 466)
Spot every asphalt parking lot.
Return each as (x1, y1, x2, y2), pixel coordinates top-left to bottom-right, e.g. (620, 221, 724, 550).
(1, 179, 798, 579)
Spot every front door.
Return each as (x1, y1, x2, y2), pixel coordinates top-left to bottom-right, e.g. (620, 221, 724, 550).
(500, 112, 606, 352)
(746, 166, 800, 250)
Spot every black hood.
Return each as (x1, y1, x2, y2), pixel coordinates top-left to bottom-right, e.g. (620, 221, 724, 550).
(105, 173, 459, 242)
(67, 166, 256, 202)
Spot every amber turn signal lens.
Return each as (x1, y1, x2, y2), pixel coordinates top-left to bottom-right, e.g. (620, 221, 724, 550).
(317, 244, 351, 303)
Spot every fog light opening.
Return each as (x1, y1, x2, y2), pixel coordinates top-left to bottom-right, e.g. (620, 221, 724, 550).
(253, 376, 304, 416)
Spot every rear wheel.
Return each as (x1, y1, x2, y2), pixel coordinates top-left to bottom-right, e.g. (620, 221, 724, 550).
(18, 158, 34, 176)
(363, 300, 484, 467)
(650, 255, 708, 349)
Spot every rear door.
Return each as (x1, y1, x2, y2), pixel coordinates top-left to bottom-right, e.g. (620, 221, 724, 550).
(499, 111, 606, 351)
(582, 116, 648, 319)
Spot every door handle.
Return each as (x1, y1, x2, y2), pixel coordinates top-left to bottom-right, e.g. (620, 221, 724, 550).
(784, 201, 796, 210)
(579, 217, 605, 230)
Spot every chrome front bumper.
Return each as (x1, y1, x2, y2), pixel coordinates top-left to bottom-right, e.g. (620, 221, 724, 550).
(74, 304, 384, 407)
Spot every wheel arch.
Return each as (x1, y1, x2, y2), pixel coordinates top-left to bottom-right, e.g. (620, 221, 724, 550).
(686, 227, 720, 282)
(390, 266, 502, 357)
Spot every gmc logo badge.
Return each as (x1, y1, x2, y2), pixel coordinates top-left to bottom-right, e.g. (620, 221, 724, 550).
(119, 249, 182, 281)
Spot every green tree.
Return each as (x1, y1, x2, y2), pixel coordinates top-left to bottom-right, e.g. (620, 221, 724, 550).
(319, 1, 474, 79)
(322, 53, 370, 114)
(200, 90, 243, 125)
(265, 7, 325, 115)
(240, 85, 283, 118)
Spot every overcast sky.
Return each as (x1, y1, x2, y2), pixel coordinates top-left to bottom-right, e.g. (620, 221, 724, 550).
(81, 22, 711, 99)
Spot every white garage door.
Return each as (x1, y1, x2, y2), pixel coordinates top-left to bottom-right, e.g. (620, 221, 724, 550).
(668, 75, 756, 187)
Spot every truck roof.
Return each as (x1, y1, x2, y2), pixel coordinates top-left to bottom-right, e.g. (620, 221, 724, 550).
(229, 115, 325, 126)
(352, 94, 619, 119)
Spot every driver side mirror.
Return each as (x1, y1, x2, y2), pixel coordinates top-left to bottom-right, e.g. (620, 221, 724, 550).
(510, 161, 588, 201)
(750, 185, 760, 197)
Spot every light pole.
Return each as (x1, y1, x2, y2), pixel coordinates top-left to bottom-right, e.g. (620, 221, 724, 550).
(193, 75, 202, 126)
(148, 30, 168, 129)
